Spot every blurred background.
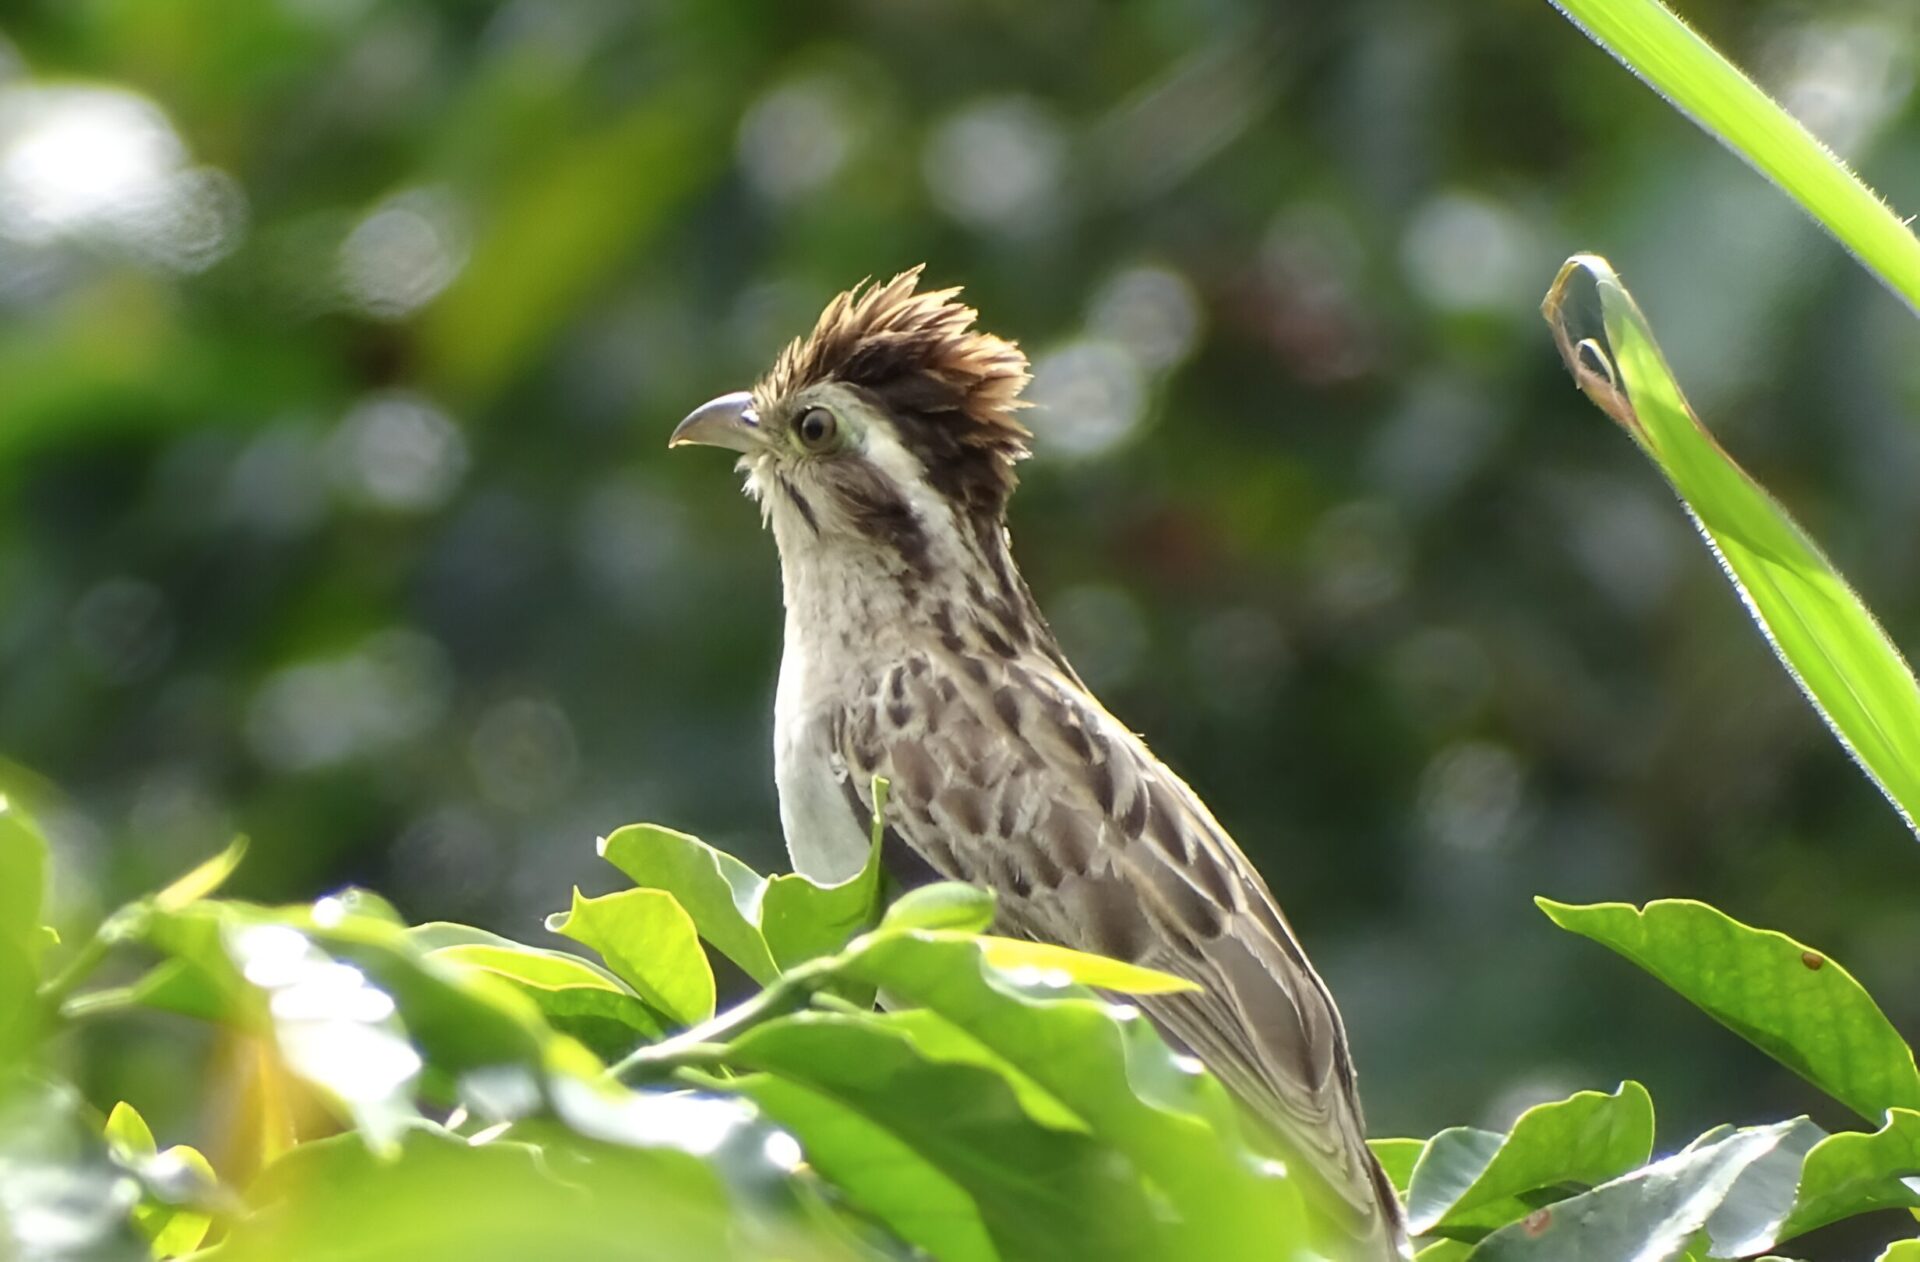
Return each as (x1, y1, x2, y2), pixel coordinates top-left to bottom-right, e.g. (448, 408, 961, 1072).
(5, 0, 1920, 1181)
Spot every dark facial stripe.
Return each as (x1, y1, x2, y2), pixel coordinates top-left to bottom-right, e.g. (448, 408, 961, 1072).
(829, 461, 932, 579)
(778, 475, 823, 537)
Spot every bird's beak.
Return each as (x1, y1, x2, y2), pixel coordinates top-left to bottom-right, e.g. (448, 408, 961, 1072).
(670, 391, 762, 454)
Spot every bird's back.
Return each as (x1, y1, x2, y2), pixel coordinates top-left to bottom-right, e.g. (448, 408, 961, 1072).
(812, 635, 1406, 1257)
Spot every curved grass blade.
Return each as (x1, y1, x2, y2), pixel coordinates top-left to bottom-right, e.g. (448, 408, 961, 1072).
(1546, 0, 1920, 315)
(1544, 254, 1920, 836)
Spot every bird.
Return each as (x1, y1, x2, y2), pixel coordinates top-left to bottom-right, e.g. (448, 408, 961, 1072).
(670, 267, 1406, 1258)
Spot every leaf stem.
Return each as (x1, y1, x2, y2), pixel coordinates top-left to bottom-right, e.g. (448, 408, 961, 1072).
(609, 956, 838, 1083)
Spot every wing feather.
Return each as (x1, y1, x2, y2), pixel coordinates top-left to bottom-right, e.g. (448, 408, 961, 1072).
(834, 649, 1403, 1253)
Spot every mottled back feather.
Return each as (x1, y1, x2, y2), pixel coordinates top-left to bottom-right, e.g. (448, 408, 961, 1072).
(832, 635, 1403, 1255)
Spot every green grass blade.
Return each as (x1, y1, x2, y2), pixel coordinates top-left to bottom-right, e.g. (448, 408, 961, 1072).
(1547, 0, 1920, 314)
(1544, 254, 1920, 835)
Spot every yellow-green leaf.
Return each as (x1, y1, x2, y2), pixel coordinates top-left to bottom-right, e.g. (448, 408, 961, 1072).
(156, 836, 249, 912)
(968, 936, 1200, 996)
(1368, 1137, 1425, 1199)
(104, 1100, 157, 1158)
(546, 888, 714, 1027)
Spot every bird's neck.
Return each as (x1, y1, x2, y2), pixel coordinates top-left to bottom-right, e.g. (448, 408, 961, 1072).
(771, 507, 1072, 697)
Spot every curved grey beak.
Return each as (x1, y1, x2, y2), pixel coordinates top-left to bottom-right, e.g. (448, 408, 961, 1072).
(670, 391, 761, 454)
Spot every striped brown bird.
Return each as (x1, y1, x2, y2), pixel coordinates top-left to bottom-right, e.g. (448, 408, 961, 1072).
(671, 268, 1406, 1258)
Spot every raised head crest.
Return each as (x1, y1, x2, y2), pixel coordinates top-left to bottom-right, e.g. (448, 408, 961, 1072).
(756, 268, 1033, 510)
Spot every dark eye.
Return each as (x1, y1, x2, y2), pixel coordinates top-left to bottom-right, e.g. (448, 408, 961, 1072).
(795, 406, 838, 452)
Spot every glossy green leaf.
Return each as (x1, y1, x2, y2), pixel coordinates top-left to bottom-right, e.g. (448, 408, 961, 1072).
(1407, 1081, 1654, 1236)
(1693, 1116, 1827, 1256)
(881, 881, 997, 934)
(406, 921, 632, 992)
(1879, 1242, 1920, 1261)
(1539, 899, 1920, 1122)
(1713, 1109, 1920, 1252)
(1546, 0, 1920, 315)
(1543, 255, 1920, 836)
(1472, 1120, 1806, 1260)
(761, 821, 886, 974)
(729, 1012, 1148, 1260)
(547, 887, 714, 1027)
(426, 942, 666, 1054)
(880, 1008, 1084, 1132)
(726, 1069, 1001, 1262)
(598, 824, 779, 984)
(835, 930, 1313, 1260)
(1369, 1137, 1426, 1199)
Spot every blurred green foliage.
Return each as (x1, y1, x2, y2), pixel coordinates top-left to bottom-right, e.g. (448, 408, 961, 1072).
(4, 1, 1920, 1243)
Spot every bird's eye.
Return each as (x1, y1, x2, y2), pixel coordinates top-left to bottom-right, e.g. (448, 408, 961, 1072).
(794, 406, 839, 452)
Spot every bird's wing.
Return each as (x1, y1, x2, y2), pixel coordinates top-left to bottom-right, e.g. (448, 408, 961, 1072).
(835, 649, 1400, 1249)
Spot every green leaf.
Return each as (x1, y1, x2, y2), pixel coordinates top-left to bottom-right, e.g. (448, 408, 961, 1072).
(1407, 1081, 1654, 1236)
(1472, 1120, 1807, 1261)
(104, 1100, 157, 1157)
(1879, 1242, 1920, 1261)
(1693, 1116, 1827, 1257)
(227, 1124, 745, 1261)
(155, 835, 249, 911)
(426, 942, 667, 1054)
(729, 1012, 1147, 1260)
(879, 1008, 1084, 1132)
(1368, 1137, 1425, 1199)
(1709, 1109, 1920, 1253)
(1545, 0, 1920, 315)
(598, 824, 779, 984)
(761, 820, 886, 974)
(140, 1144, 216, 1258)
(882, 882, 997, 934)
(971, 935, 1202, 996)
(835, 930, 1313, 1260)
(726, 1070, 1001, 1262)
(105, 1108, 219, 1262)
(140, 1144, 216, 1260)
(1539, 899, 1920, 1123)
(219, 918, 423, 1151)
(406, 921, 633, 992)
(547, 887, 715, 1027)
(1414, 1242, 1473, 1262)
(0, 796, 47, 950)
(123, 900, 561, 1136)
(0, 798, 49, 1067)
(1543, 255, 1920, 836)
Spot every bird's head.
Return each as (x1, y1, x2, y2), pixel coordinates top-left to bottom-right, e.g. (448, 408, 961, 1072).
(670, 268, 1031, 576)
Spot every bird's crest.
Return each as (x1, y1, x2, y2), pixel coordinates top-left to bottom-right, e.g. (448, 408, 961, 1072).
(756, 268, 1033, 494)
